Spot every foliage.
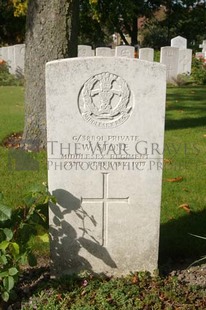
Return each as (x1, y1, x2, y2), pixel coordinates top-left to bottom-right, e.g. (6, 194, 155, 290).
(79, 0, 108, 47)
(12, 0, 28, 17)
(0, 61, 24, 86)
(140, 19, 169, 48)
(21, 271, 206, 309)
(171, 73, 191, 87)
(191, 57, 206, 85)
(0, 0, 26, 45)
(86, 0, 161, 46)
(0, 185, 54, 303)
(140, 1, 206, 49)
(189, 234, 206, 266)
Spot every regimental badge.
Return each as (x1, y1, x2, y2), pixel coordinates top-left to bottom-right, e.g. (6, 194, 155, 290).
(78, 72, 133, 128)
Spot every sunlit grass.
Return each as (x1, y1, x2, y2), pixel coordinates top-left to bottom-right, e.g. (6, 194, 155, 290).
(0, 85, 206, 262)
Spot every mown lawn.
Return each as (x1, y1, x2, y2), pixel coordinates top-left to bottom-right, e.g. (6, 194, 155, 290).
(0, 86, 47, 207)
(0, 85, 206, 309)
(160, 86, 206, 263)
(0, 85, 206, 262)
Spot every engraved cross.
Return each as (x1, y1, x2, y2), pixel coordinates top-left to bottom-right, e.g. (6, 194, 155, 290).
(81, 173, 129, 246)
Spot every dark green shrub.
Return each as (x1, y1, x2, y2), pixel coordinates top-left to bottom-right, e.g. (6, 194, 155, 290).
(0, 185, 55, 303)
(0, 61, 24, 86)
(191, 56, 206, 85)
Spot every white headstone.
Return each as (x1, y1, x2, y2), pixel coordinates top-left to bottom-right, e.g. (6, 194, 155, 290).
(7, 46, 15, 74)
(139, 48, 154, 62)
(178, 49, 192, 74)
(96, 47, 113, 57)
(0, 46, 9, 63)
(199, 40, 206, 53)
(14, 44, 25, 74)
(115, 46, 134, 58)
(78, 45, 94, 57)
(46, 57, 166, 277)
(160, 47, 179, 82)
(171, 36, 187, 50)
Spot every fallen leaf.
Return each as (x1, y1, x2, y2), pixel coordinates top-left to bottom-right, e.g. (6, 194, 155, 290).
(56, 294, 62, 301)
(164, 158, 172, 164)
(132, 275, 138, 284)
(165, 177, 183, 182)
(182, 188, 189, 192)
(178, 204, 191, 213)
(203, 134, 206, 137)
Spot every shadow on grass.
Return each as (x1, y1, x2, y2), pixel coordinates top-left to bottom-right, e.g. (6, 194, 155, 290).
(159, 209, 206, 269)
(165, 116, 206, 130)
(166, 87, 206, 102)
(165, 86, 206, 130)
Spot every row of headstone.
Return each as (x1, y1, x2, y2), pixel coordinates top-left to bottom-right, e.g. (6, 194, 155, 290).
(1, 37, 205, 83)
(160, 35, 193, 83)
(0, 44, 25, 75)
(78, 45, 154, 61)
(78, 39, 193, 83)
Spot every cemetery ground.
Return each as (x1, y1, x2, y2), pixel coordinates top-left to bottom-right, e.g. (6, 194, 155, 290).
(0, 85, 206, 308)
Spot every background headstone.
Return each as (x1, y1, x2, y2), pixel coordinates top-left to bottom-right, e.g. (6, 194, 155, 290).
(7, 46, 15, 74)
(178, 49, 192, 74)
(46, 57, 166, 276)
(115, 46, 134, 58)
(139, 48, 154, 62)
(171, 36, 187, 50)
(0, 46, 9, 63)
(160, 46, 179, 82)
(199, 40, 206, 53)
(96, 47, 113, 57)
(78, 45, 94, 57)
(14, 44, 25, 74)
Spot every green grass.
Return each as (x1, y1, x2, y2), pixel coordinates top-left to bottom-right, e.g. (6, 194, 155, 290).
(1, 85, 206, 309)
(0, 86, 47, 206)
(160, 86, 206, 263)
(0, 85, 206, 261)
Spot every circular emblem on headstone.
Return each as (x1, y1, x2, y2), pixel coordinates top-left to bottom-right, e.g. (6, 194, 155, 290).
(78, 72, 132, 128)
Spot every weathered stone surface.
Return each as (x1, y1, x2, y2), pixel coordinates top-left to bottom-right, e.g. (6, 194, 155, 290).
(178, 49, 192, 75)
(0, 46, 9, 63)
(199, 40, 206, 52)
(14, 44, 25, 74)
(78, 45, 94, 57)
(46, 57, 166, 276)
(171, 36, 187, 50)
(139, 48, 154, 62)
(160, 47, 179, 82)
(115, 46, 134, 58)
(96, 47, 113, 57)
(8, 46, 15, 74)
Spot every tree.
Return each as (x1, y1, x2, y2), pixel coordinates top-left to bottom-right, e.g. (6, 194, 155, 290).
(22, 0, 79, 149)
(141, 0, 206, 49)
(0, 0, 26, 44)
(159, 0, 206, 48)
(87, 0, 162, 46)
(79, 0, 107, 47)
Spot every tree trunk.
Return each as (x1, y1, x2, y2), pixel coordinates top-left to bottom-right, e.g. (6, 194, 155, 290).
(131, 17, 138, 46)
(23, 0, 79, 150)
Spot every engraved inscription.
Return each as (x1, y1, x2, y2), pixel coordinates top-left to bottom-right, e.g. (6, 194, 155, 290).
(78, 72, 132, 128)
(81, 173, 129, 246)
(120, 49, 131, 57)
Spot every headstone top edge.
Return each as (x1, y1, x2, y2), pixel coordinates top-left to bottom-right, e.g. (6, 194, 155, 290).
(161, 46, 179, 50)
(46, 57, 166, 69)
